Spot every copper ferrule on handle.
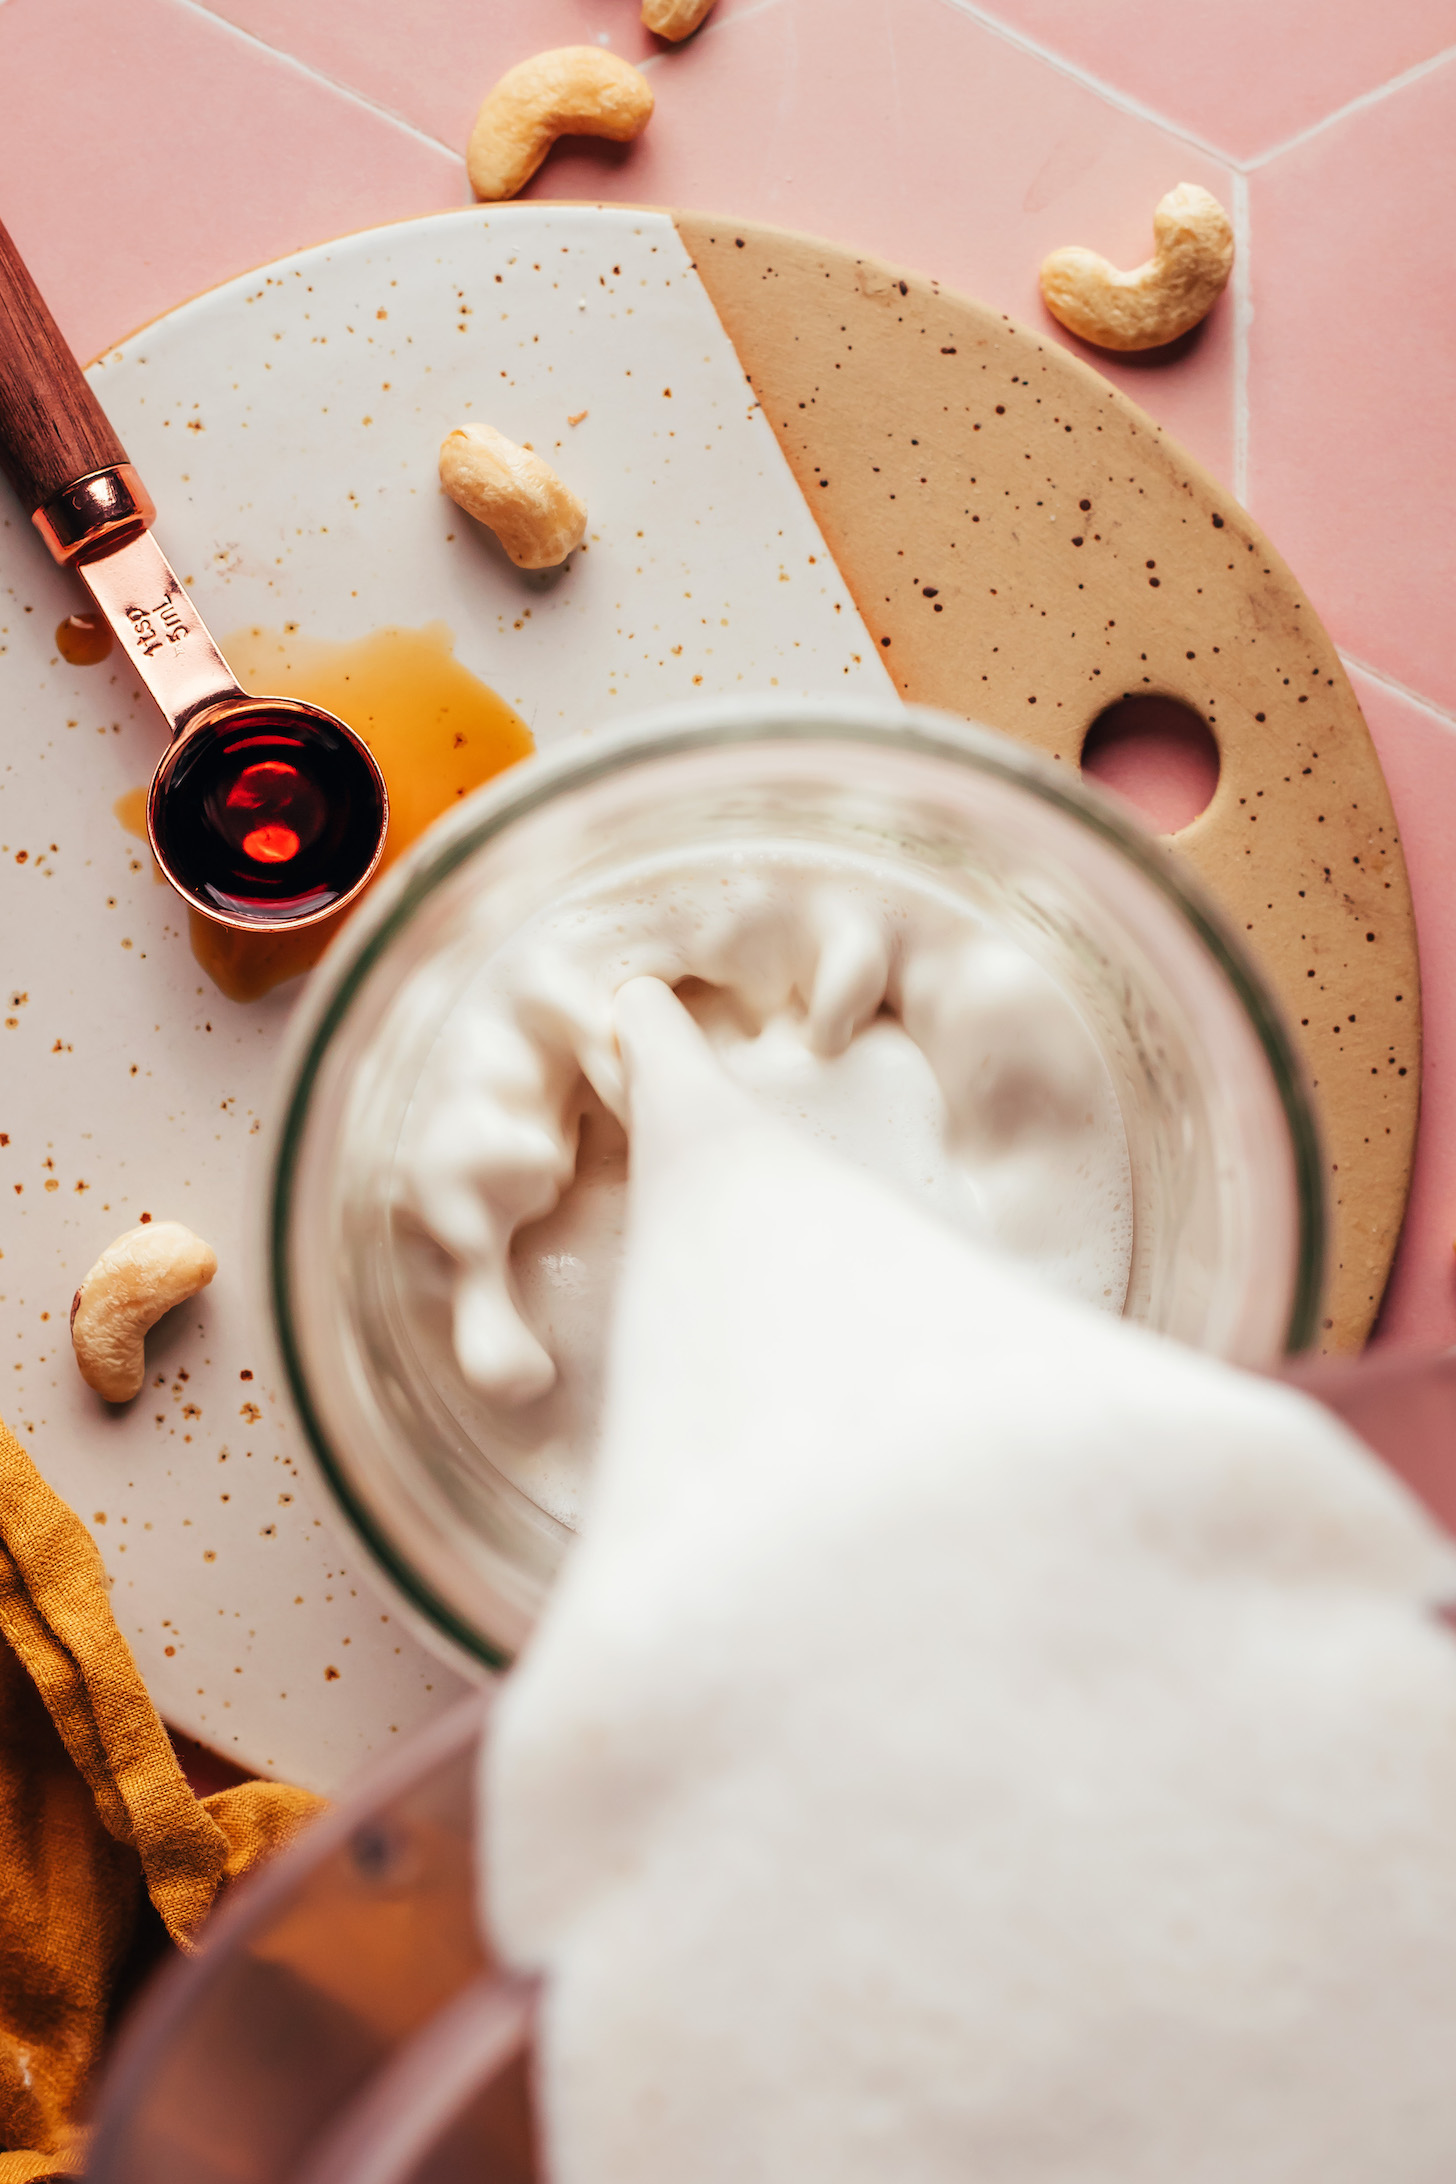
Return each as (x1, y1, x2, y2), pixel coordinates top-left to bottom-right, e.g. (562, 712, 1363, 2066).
(37, 460, 244, 734)
(33, 462, 156, 564)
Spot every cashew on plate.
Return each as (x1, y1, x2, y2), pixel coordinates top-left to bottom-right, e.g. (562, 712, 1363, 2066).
(71, 1222, 217, 1404)
(1039, 183, 1234, 352)
(642, 0, 718, 36)
(440, 424, 588, 570)
(467, 47, 654, 202)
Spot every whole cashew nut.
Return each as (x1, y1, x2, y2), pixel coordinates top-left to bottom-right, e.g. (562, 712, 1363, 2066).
(1039, 183, 1234, 352)
(467, 48, 654, 203)
(439, 424, 588, 570)
(70, 1223, 217, 1404)
(642, 0, 718, 37)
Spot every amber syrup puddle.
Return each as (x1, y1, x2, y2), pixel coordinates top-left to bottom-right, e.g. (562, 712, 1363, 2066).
(56, 612, 114, 666)
(115, 622, 533, 1001)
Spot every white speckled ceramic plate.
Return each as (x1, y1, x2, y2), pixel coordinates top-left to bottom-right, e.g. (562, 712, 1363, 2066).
(0, 205, 889, 1791)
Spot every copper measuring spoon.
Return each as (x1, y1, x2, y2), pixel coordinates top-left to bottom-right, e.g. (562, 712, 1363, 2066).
(0, 219, 388, 932)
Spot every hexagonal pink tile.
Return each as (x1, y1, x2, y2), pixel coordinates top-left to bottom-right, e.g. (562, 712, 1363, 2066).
(0, 0, 464, 360)
(974, 0, 1455, 164)
(1246, 58, 1456, 718)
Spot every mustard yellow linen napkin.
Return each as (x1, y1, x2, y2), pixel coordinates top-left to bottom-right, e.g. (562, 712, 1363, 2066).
(0, 1412, 325, 2180)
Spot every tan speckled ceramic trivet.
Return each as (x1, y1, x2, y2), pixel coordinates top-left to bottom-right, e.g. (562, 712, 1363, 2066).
(677, 215, 1418, 1353)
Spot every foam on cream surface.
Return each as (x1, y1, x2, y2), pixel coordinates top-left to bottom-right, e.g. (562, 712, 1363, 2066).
(484, 978, 1456, 2181)
(398, 846, 1132, 1525)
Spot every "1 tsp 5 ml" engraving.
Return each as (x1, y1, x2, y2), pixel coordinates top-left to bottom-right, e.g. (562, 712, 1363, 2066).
(127, 596, 189, 658)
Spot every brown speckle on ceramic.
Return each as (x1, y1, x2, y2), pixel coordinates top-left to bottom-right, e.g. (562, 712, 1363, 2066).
(681, 215, 1418, 1351)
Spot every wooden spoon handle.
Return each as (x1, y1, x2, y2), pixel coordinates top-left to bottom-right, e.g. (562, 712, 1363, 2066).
(0, 216, 128, 515)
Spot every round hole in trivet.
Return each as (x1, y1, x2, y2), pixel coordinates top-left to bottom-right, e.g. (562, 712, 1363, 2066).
(1080, 696, 1220, 833)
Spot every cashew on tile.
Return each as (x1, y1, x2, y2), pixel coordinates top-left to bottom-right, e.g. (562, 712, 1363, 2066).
(1039, 183, 1234, 352)
(467, 47, 654, 202)
(642, 0, 718, 36)
(440, 425, 588, 570)
(70, 1222, 218, 1404)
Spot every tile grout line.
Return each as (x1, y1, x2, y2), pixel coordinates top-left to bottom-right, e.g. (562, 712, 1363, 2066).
(1341, 654, 1456, 739)
(166, 0, 467, 166)
(1230, 171, 1251, 504)
(174, 0, 790, 128)
(1246, 43, 1456, 170)
(928, 4, 1454, 181)
(933, 0, 1234, 166)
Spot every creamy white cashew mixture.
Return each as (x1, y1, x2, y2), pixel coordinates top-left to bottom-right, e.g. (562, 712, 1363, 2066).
(397, 844, 1132, 1526)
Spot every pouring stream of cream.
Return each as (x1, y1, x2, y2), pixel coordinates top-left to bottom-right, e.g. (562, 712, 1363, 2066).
(484, 977, 1456, 2184)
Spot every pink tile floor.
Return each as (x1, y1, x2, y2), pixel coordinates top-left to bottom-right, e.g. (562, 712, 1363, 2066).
(1, 0, 1453, 1344)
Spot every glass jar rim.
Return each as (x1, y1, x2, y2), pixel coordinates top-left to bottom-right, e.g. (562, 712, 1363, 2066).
(266, 697, 1328, 1662)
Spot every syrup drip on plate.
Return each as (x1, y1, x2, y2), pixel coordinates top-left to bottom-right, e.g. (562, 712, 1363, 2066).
(115, 621, 533, 1002)
(56, 612, 114, 666)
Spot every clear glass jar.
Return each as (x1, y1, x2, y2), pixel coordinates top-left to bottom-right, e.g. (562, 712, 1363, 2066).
(266, 700, 1325, 1665)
